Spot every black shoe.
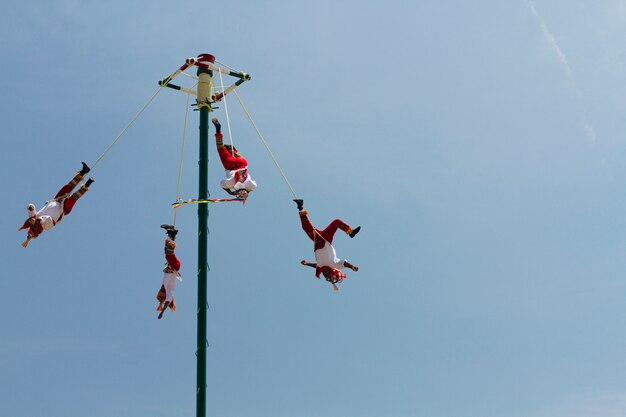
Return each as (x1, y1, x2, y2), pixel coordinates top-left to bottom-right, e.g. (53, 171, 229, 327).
(349, 226, 361, 238)
(293, 199, 304, 211)
(85, 178, 94, 187)
(211, 118, 221, 134)
(80, 162, 91, 176)
(161, 224, 178, 240)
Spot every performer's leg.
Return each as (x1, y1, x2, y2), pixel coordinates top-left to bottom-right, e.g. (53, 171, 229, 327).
(64, 178, 93, 215)
(56, 162, 90, 198)
(63, 196, 77, 215)
(319, 219, 351, 244)
(299, 211, 317, 242)
(54, 184, 75, 199)
(212, 118, 222, 135)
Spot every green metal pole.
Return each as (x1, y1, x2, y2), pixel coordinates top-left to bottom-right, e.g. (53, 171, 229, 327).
(197, 105, 208, 417)
(196, 53, 214, 417)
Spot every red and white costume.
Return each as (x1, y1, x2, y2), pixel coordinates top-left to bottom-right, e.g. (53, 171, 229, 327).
(19, 181, 84, 240)
(156, 238, 182, 311)
(33, 184, 80, 231)
(216, 134, 257, 193)
(299, 212, 352, 280)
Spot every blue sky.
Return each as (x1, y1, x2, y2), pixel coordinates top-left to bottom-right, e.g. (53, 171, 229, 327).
(3, 1, 626, 416)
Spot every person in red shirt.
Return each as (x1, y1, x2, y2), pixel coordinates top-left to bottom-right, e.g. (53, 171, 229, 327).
(212, 118, 257, 199)
(19, 162, 94, 247)
(295, 199, 360, 291)
(156, 225, 182, 319)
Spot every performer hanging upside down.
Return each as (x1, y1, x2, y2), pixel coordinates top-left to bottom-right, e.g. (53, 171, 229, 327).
(212, 117, 257, 199)
(156, 225, 182, 319)
(18, 162, 94, 247)
(294, 199, 360, 291)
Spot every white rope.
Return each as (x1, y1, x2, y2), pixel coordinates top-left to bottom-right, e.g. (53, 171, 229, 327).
(180, 72, 198, 81)
(232, 90, 298, 199)
(218, 68, 235, 151)
(91, 85, 164, 169)
(173, 89, 192, 227)
(215, 59, 241, 74)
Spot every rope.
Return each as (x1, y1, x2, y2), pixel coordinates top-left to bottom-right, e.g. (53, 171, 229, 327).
(173, 89, 192, 226)
(232, 90, 299, 199)
(217, 69, 235, 151)
(215, 59, 241, 74)
(180, 72, 198, 81)
(91, 85, 164, 170)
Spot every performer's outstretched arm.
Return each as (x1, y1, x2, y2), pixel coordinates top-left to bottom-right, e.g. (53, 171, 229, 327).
(300, 260, 317, 268)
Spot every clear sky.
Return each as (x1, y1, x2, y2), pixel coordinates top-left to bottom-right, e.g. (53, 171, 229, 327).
(3, 1, 626, 416)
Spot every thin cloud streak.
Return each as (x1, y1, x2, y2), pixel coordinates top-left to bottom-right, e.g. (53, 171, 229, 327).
(528, 0, 597, 144)
(528, 0, 579, 92)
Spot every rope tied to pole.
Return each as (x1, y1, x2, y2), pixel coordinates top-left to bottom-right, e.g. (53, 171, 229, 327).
(217, 68, 236, 152)
(233, 90, 299, 199)
(173, 88, 193, 226)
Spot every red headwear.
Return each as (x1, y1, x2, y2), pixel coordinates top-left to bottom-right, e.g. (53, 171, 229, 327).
(315, 266, 346, 284)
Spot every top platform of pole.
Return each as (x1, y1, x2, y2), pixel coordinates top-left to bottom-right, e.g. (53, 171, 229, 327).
(157, 53, 251, 111)
(194, 53, 216, 77)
